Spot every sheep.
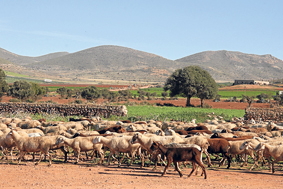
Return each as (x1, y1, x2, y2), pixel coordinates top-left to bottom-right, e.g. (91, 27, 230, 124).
(150, 141, 207, 179)
(17, 120, 41, 129)
(130, 132, 185, 168)
(93, 136, 141, 167)
(254, 142, 283, 173)
(206, 138, 231, 168)
(9, 130, 57, 166)
(37, 125, 67, 135)
(55, 136, 104, 164)
(97, 125, 126, 134)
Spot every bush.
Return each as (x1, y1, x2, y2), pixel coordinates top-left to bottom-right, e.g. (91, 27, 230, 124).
(26, 99, 34, 103)
(9, 98, 21, 102)
(74, 99, 83, 104)
(203, 103, 212, 108)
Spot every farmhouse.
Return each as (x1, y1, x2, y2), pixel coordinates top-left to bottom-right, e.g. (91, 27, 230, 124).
(233, 80, 269, 85)
(233, 80, 255, 85)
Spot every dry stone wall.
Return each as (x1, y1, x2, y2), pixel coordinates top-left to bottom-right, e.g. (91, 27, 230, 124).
(245, 107, 283, 121)
(0, 103, 127, 118)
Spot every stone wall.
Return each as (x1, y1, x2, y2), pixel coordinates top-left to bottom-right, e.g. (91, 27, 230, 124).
(245, 107, 283, 121)
(0, 103, 127, 118)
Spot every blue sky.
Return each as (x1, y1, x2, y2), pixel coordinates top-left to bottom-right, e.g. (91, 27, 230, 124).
(1, 0, 283, 60)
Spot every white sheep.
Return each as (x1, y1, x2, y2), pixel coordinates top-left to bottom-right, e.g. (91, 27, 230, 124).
(55, 136, 104, 164)
(93, 136, 141, 167)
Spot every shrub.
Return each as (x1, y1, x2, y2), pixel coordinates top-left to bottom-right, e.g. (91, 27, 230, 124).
(74, 99, 83, 104)
(9, 98, 21, 102)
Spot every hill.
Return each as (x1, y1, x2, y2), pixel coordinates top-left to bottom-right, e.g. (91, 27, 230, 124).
(175, 50, 283, 81)
(0, 47, 68, 65)
(0, 46, 283, 83)
(24, 45, 182, 82)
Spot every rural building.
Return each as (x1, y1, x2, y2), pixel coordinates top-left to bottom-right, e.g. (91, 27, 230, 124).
(254, 80, 270, 85)
(233, 80, 255, 85)
(233, 80, 269, 85)
(44, 79, 52, 83)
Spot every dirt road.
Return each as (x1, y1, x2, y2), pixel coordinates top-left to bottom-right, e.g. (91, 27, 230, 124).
(0, 162, 282, 189)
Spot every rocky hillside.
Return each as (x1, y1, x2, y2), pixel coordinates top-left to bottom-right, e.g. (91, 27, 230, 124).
(176, 50, 283, 81)
(0, 46, 282, 83)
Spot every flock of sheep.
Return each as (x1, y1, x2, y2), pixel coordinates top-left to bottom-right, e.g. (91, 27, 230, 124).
(0, 115, 283, 178)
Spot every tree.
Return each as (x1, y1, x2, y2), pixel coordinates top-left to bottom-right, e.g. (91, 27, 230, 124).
(57, 87, 67, 98)
(81, 86, 101, 100)
(161, 91, 168, 100)
(0, 69, 8, 100)
(164, 66, 218, 107)
(242, 95, 255, 107)
(7, 80, 34, 100)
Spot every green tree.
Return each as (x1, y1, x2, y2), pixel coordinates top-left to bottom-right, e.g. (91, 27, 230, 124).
(0, 69, 8, 100)
(161, 91, 168, 100)
(57, 87, 67, 98)
(81, 86, 101, 100)
(242, 95, 255, 107)
(164, 66, 218, 107)
(7, 80, 34, 100)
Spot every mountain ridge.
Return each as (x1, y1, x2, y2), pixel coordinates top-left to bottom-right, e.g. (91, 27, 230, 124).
(0, 46, 282, 83)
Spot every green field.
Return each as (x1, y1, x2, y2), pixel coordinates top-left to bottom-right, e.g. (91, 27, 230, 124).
(109, 105, 245, 123)
(218, 90, 276, 98)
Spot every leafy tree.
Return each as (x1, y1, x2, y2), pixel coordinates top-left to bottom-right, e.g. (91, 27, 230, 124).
(7, 80, 34, 100)
(256, 93, 271, 103)
(0, 69, 8, 100)
(161, 91, 168, 99)
(81, 86, 101, 100)
(242, 95, 255, 107)
(119, 90, 132, 99)
(164, 66, 218, 107)
(57, 87, 67, 98)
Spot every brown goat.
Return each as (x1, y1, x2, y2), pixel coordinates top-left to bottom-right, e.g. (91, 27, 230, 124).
(210, 133, 253, 141)
(98, 125, 126, 134)
(186, 125, 209, 131)
(206, 138, 231, 169)
(150, 141, 207, 179)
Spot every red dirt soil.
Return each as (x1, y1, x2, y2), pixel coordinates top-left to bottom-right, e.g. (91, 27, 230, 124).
(1, 95, 271, 110)
(0, 162, 282, 189)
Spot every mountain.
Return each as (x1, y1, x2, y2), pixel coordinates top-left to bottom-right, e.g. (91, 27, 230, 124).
(0, 47, 69, 65)
(0, 46, 282, 83)
(24, 45, 182, 82)
(175, 50, 283, 81)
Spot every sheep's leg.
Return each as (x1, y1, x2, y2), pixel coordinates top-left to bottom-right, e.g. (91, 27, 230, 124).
(35, 153, 44, 165)
(117, 152, 123, 167)
(174, 162, 183, 177)
(96, 149, 104, 164)
(18, 151, 24, 164)
(47, 152, 52, 166)
(204, 150, 212, 167)
(59, 146, 68, 163)
(272, 161, 276, 173)
(75, 150, 80, 164)
(162, 158, 172, 176)
(195, 159, 207, 179)
(224, 152, 231, 169)
(188, 161, 196, 178)
(107, 151, 114, 166)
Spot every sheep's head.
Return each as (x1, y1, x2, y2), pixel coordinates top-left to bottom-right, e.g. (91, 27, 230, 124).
(93, 137, 101, 144)
(165, 129, 174, 136)
(240, 141, 253, 150)
(254, 143, 265, 152)
(131, 133, 141, 144)
(126, 125, 134, 131)
(155, 130, 163, 136)
(55, 137, 65, 145)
